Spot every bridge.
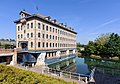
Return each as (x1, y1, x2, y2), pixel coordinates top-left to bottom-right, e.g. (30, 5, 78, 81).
(0, 49, 18, 65)
(0, 49, 14, 56)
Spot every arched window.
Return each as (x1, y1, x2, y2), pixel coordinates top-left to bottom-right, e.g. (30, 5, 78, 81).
(31, 42, 33, 48)
(38, 33, 40, 38)
(27, 33, 29, 38)
(38, 23, 41, 29)
(18, 35, 20, 39)
(38, 42, 40, 47)
(31, 33, 33, 37)
(27, 23, 29, 29)
(31, 23, 33, 28)
(18, 26, 20, 31)
(46, 26, 48, 31)
(46, 42, 48, 47)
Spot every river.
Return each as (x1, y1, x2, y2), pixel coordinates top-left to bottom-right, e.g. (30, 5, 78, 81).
(48, 56, 120, 84)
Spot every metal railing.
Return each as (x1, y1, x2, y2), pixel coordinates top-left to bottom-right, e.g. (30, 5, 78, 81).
(43, 67, 96, 83)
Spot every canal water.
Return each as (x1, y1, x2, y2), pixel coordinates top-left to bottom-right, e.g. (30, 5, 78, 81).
(48, 56, 120, 76)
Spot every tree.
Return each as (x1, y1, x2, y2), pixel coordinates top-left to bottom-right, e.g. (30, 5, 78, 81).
(94, 33, 111, 55)
(95, 33, 110, 45)
(4, 44, 10, 49)
(104, 33, 120, 57)
(84, 41, 96, 55)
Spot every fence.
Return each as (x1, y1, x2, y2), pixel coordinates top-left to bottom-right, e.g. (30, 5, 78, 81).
(43, 67, 96, 83)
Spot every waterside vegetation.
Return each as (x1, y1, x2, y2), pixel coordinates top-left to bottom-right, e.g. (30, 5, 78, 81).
(78, 33, 120, 61)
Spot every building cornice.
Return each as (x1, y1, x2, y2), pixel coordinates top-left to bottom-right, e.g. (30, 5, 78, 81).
(14, 14, 77, 34)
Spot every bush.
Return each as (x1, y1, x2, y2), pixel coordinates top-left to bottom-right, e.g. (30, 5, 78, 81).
(110, 56, 119, 61)
(90, 54, 102, 59)
(0, 64, 75, 84)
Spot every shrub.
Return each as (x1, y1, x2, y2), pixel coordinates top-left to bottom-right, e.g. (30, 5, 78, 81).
(0, 64, 75, 84)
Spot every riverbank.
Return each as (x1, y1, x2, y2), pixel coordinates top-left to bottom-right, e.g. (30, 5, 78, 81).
(78, 53, 120, 62)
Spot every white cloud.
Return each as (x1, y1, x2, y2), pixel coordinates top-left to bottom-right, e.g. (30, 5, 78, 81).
(89, 18, 120, 36)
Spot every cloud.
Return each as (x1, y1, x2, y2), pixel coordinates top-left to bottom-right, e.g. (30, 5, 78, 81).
(95, 18, 120, 29)
(89, 18, 120, 35)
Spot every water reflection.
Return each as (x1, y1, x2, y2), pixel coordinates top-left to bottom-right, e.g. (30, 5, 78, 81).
(48, 56, 120, 76)
(84, 57, 120, 76)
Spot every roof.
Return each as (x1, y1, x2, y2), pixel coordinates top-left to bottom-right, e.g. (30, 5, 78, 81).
(14, 11, 77, 34)
(19, 11, 32, 16)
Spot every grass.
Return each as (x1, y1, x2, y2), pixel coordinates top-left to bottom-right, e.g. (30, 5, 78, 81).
(0, 64, 76, 84)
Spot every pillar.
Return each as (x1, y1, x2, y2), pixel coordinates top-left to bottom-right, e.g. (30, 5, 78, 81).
(73, 49, 76, 54)
(66, 50, 69, 55)
(56, 51, 61, 57)
(10, 48, 17, 65)
(36, 52, 46, 66)
(66, 61, 69, 66)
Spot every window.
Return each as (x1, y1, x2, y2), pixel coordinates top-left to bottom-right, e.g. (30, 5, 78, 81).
(38, 23, 41, 29)
(56, 29, 57, 33)
(18, 43, 19, 47)
(53, 43, 54, 47)
(31, 23, 33, 28)
(58, 30, 59, 34)
(31, 33, 33, 37)
(56, 36, 57, 40)
(27, 33, 29, 38)
(56, 43, 57, 47)
(53, 36, 54, 39)
(38, 42, 40, 47)
(46, 42, 48, 47)
(50, 27, 52, 32)
(50, 35, 52, 39)
(53, 28, 54, 32)
(21, 34, 23, 38)
(38, 33, 40, 38)
(46, 34, 48, 39)
(18, 26, 20, 31)
(43, 24, 44, 30)
(50, 43, 52, 47)
(31, 42, 33, 48)
(27, 23, 29, 29)
(46, 26, 48, 31)
(24, 30, 26, 33)
(43, 34, 44, 38)
(18, 35, 20, 39)
(21, 25, 22, 30)
(43, 42, 44, 47)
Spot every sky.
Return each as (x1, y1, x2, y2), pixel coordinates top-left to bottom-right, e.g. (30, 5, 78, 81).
(0, 0, 120, 44)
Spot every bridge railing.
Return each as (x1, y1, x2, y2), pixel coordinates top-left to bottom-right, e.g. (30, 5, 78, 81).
(43, 67, 91, 83)
(0, 49, 14, 53)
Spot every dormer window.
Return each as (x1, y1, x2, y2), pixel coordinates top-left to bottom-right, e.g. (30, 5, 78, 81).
(21, 13, 25, 19)
(19, 11, 32, 19)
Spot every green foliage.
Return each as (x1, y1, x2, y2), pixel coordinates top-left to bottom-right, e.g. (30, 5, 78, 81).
(82, 33, 120, 58)
(0, 64, 75, 84)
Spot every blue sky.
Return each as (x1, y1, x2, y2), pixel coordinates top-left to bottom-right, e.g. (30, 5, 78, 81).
(0, 0, 120, 44)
